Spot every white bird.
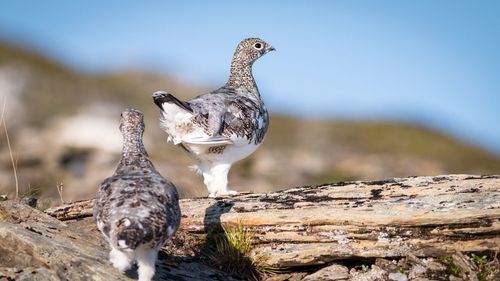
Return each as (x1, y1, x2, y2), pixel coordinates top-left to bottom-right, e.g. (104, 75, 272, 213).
(152, 38, 275, 197)
(94, 108, 181, 281)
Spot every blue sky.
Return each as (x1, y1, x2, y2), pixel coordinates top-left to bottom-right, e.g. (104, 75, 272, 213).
(1, 1, 500, 154)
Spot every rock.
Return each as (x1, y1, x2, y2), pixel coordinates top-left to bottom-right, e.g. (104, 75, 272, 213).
(0, 200, 241, 281)
(405, 253, 423, 266)
(451, 253, 480, 281)
(408, 264, 427, 279)
(404, 255, 448, 280)
(0, 267, 55, 281)
(375, 258, 399, 272)
(45, 175, 500, 269)
(388, 272, 408, 281)
(44, 199, 94, 220)
(421, 258, 447, 279)
(350, 265, 388, 281)
(20, 196, 37, 208)
(449, 276, 464, 281)
(302, 263, 349, 280)
(0, 207, 116, 280)
(422, 259, 446, 271)
(264, 273, 307, 281)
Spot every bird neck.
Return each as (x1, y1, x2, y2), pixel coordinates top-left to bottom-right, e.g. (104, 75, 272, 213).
(117, 139, 154, 174)
(226, 60, 258, 92)
(121, 134, 148, 158)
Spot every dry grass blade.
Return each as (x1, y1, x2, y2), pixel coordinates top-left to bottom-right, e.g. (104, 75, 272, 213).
(1, 98, 19, 199)
(56, 182, 65, 204)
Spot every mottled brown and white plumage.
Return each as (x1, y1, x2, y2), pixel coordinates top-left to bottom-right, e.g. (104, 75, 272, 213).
(94, 108, 180, 281)
(152, 38, 275, 197)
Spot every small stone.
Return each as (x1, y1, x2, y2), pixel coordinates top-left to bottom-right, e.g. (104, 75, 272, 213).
(388, 272, 408, 281)
(375, 258, 399, 272)
(0, 195, 7, 201)
(21, 197, 38, 208)
(408, 264, 427, 279)
(421, 258, 446, 272)
(261, 274, 290, 281)
(421, 258, 447, 279)
(265, 273, 307, 281)
(287, 273, 308, 281)
(302, 264, 349, 281)
(449, 275, 464, 281)
(350, 265, 388, 281)
(405, 253, 423, 266)
(451, 253, 480, 281)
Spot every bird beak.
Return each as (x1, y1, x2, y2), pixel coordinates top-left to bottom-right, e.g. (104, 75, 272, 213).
(266, 45, 276, 52)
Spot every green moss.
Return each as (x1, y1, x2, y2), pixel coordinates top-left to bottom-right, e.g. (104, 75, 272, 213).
(450, 264, 462, 276)
(471, 253, 488, 267)
(437, 256, 462, 277)
(470, 252, 500, 281)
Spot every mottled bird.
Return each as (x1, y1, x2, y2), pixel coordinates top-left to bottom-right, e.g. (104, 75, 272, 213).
(94, 108, 181, 281)
(152, 37, 275, 197)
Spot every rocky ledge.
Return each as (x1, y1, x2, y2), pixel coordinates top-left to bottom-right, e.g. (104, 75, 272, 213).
(1, 174, 499, 280)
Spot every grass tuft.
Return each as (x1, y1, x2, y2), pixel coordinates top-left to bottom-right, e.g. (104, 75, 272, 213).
(203, 222, 283, 280)
(207, 223, 260, 280)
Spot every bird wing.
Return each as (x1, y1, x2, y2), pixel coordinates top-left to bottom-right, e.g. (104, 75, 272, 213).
(153, 91, 193, 113)
(182, 91, 235, 145)
(219, 95, 265, 141)
(185, 91, 265, 145)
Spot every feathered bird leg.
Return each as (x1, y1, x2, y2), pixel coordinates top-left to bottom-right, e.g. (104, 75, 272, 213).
(109, 247, 132, 272)
(136, 247, 158, 281)
(200, 162, 237, 197)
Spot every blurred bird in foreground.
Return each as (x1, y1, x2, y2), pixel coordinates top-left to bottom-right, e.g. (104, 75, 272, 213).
(94, 108, 181, 281)
(153, 37, 275, 197)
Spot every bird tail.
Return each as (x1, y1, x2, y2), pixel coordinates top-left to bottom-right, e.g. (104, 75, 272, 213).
(112, 217, 150, 251)
(152, 91, 193, 113)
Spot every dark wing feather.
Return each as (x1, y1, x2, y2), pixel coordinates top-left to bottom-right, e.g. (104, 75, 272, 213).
(152, 91, 193, 113)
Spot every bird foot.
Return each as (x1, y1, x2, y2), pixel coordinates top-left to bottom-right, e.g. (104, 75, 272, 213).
(208, 190, 239, 198)
(109, 248, 132, 273)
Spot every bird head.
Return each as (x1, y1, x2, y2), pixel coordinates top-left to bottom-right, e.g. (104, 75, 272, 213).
(119, 108, 145, 138)
(233, 38, 275, 65)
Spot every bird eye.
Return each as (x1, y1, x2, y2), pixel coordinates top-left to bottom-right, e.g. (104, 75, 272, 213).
(254, 42, 263, 50)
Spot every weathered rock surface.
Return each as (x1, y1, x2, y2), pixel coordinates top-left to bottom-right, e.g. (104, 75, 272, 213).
(47, 174, 500, 268)
(191, 174, 499, 268)
(0, 201, 241, 281)
(302, 264, 349, 280)
(4, 174, 499, 280)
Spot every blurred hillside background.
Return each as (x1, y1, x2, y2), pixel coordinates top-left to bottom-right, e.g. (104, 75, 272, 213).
(0, 1, 499, 206)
